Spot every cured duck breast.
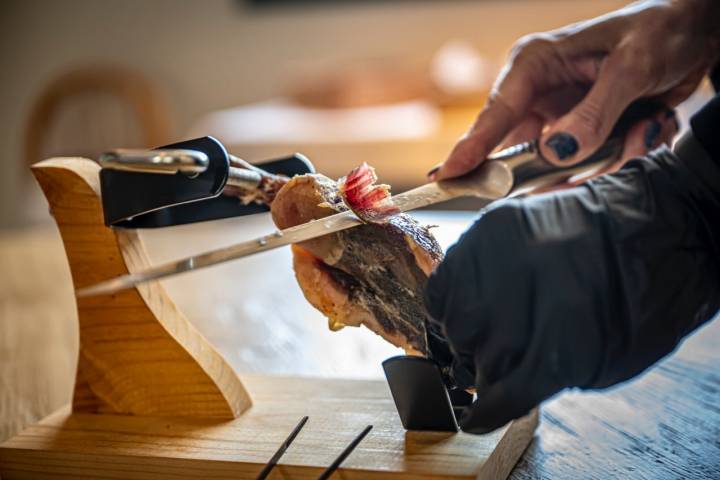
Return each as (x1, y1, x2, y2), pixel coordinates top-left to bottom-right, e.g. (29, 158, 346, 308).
(270, 164, 445, 356)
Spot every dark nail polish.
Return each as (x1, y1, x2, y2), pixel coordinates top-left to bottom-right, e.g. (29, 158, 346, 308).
(644, 120, 662, 149)
(545, 133, 579, 161)
(427, 165, 440, 179)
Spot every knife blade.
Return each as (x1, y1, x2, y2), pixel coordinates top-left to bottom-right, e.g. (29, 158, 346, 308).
(75, 160, 514, 297)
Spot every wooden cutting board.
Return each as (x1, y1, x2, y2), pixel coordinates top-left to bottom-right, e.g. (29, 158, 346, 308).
(0, 158, 537, 479)
(0, 373, 538, 479)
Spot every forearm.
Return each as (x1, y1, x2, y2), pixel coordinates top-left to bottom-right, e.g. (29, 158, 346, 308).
(587, 140, 720, 387)
(424, 97, 720, 430)
(685, 95, 720, 252)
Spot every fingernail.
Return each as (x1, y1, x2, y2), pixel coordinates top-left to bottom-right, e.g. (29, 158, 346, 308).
(545, 133, 579, 161)
(644, 120, 662, 148)
(427, 165, 441, 180)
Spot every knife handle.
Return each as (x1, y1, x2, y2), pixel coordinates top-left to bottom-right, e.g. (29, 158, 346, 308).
(497, 98, 666, 195)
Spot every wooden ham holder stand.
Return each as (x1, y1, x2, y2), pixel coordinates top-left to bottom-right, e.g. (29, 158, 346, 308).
(0, 158, 538, 479)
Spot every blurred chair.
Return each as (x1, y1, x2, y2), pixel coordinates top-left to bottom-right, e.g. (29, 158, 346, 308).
(24, 65, 173, 167)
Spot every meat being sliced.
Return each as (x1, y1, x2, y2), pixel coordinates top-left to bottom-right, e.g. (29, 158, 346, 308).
(270, 172, 444, 356)
(338, 162, 399, 223)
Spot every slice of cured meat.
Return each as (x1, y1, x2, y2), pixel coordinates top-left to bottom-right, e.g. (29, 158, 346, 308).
(270, 171, 445, 356)
(338, 162, 400, 223)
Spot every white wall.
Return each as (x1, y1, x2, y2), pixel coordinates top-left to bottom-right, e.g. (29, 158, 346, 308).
(0, 0, 627, 227)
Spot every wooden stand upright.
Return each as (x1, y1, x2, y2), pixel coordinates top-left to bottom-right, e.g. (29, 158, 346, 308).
(0, 158, 538, 479)
(30, 157, 251, 418)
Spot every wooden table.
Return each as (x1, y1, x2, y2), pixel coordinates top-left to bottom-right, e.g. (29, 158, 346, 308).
(1, 211, 718, 478)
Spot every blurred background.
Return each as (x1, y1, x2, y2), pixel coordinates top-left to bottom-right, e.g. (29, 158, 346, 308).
(1, 0, 714, 443)
(0, 0, 642, 228)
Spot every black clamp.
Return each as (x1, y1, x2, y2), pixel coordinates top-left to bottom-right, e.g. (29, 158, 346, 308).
(383, 355, 473, 432)
(99, 136, 314, 228)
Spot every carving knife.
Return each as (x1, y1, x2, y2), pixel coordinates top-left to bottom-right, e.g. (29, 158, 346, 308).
(76, 88, 665, 297)
(75, 134, 627, 298)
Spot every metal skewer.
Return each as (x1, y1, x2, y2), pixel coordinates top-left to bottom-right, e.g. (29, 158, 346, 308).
(317, 425, 373, 480)
(256, 416, 309, 480)
(98, 148, 284, 193)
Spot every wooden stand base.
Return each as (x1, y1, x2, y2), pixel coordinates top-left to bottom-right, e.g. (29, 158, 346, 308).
(0, 374, 538, 479)
(0, 157, 537, 478)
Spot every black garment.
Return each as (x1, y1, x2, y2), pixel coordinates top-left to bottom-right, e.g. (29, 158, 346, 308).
(710, 63, 720, 92)
(424, 94, 720, 434)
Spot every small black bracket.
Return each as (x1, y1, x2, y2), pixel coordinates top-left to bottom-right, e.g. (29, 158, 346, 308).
(383, 355, 473, 432)
(99, 136, 314, 228)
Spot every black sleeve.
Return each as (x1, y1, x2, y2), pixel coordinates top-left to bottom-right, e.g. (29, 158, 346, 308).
(690, 94, 720, 160)
(424, 98, 720, 432)
(710, 63, 720, 92)
(687, 93, 720, 257)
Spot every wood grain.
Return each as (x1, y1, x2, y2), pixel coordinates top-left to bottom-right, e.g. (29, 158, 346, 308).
(3, 197, 717, 477)
(30, 157, 251, 418)
(0, 374, 538, 479)
(0, 227, 77, 443)
(511, 318, 720, 479)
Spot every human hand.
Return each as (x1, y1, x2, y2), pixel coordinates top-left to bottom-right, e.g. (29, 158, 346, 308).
(424, 144, 720, 433)
(429, 0, 720, 181)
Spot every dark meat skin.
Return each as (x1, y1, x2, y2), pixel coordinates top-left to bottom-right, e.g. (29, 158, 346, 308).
(327, 217, 438, 353)
(271, 173, 446, 356)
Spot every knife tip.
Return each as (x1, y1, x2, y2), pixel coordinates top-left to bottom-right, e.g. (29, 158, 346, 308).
(76, 278, 130, 298)
(75, 284, 110, 298)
